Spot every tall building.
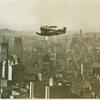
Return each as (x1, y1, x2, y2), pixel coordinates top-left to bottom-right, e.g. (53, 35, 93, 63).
(0, 42, 9, 61)
(0, 42, 9, 79)
(13, 37, 23, 60)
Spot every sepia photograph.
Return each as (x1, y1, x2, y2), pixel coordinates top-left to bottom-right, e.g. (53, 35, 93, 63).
(0, 0, 100, 99)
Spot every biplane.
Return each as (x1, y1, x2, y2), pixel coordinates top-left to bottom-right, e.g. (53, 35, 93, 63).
(36, 26, 66, 36)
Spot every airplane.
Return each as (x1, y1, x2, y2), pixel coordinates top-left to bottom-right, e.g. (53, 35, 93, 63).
(36, 26, 66, 36)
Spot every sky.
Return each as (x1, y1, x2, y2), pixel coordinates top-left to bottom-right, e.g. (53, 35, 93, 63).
(0, 0, 100, 32)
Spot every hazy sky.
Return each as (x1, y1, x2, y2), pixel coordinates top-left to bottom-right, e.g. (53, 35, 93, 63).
(0, 0, 100, 32)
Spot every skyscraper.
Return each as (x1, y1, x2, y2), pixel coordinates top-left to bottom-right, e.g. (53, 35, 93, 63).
(0, 42, 9, 79)
(13, 37, 23, 60)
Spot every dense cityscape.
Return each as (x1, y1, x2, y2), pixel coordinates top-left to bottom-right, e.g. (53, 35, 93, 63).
(0, 28, 100, 98)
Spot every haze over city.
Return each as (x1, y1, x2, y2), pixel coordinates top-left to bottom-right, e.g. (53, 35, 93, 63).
(0, 0, 100, 32)
(1, 0, 100, 99)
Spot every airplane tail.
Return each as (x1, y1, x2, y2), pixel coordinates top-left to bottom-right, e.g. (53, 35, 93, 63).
(36, 32, 42, 36)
